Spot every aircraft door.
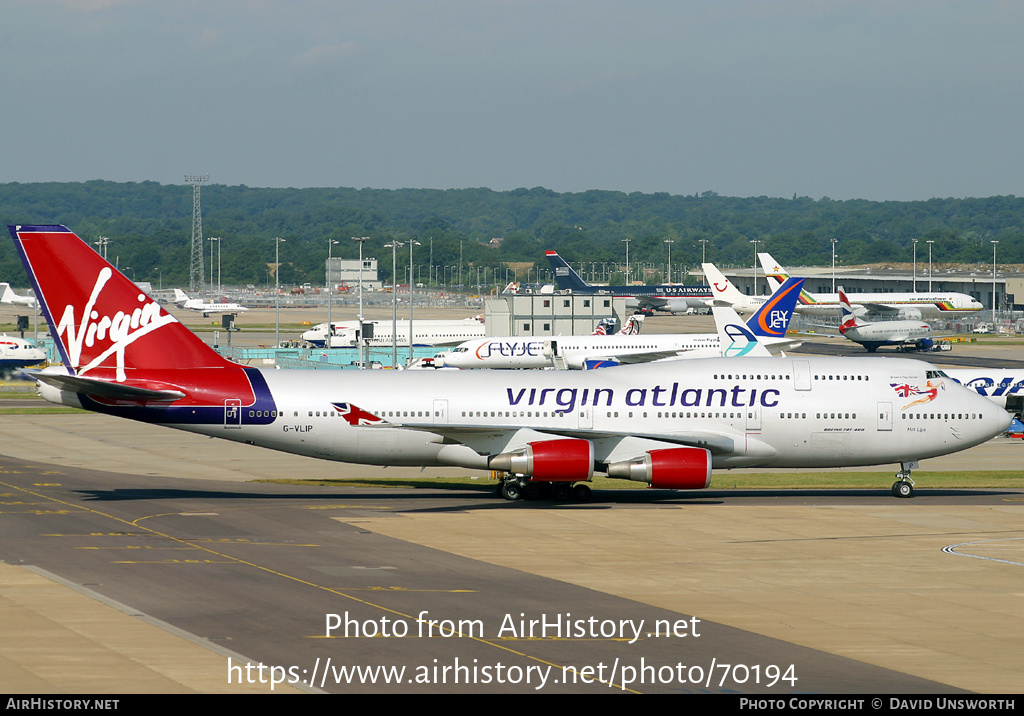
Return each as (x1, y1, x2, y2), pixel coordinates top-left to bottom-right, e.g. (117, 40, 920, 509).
(578, 407, 593, 430)
(876, 401, 893, 431)
(224, 399, 242, 429)
(793, 361, 811, 391)
(746, 406, 761, 431)
(432, 399, 448, 425)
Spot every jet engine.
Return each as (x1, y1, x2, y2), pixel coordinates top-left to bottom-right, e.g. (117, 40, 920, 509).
(489, 438, 594, 482)
(897, 307, 923, 320)
(606, 446, 712, 489)
(661, 298, 693, 314)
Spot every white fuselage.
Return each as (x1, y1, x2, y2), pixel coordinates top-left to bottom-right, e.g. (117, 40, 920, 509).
(437, 334, 722, 369)
(0, 334, 45, 370)
(798, 293, 981, 319)
(842, 320, 933, 348)
(944, 368, 1024, 410)
(46, 356, 1008, 473)
(302, 319, 486, 348)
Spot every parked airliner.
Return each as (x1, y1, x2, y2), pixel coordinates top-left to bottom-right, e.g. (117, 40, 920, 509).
(0, 334, 45, 374)
(302, 316, 486, 348)
(546, 251, 711, 314)
(759, 252, 983, 318)
(1, 282, 37, 308)
(173, 289, 248, 317)
(838, 287, 936, 352)
(701, 262, 769, 315)
(438, 278, 804, 369)
(10, 225, 1009, 501)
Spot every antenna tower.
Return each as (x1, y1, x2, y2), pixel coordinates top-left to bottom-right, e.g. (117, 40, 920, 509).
(185, 174, 209, 293)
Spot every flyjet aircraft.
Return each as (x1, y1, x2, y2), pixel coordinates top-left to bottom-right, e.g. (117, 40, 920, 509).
(545, 251, 711, 314)
(10, 225, 1010, 501)
(758, 252, 983, 319)
(838, 287, 936, 352)
(438, 278, 804, 369)
(173, 289, 248, 317)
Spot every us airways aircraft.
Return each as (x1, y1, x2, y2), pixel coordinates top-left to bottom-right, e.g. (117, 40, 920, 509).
(838, 287, 936, 352)
(439, 278, 804, 369)
(301, 316, 486, 348)
(0, 334, 46, 374)
(546, 251, 711, 314)
(10, 225, 1010, 501)
(173, 289, 248, 317)
(758, 252, 983, 319)
(1, 282, 37, 308)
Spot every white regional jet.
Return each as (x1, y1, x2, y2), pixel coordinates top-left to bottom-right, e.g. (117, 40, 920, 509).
(439, 278, 805, 369)
(173, 289, 248, 317)
(1, 282, 37, 308)
(10, 225, 1010, 502)
(838, 287, 935, 352)
(759, 252, 983, 319)
(302, 316, 486, 348)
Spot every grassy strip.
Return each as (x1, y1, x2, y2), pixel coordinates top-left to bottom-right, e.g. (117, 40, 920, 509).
(0, 407, 88, 415)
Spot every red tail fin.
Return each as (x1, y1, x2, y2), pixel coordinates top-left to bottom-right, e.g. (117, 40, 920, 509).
(10, 225, 233, 380)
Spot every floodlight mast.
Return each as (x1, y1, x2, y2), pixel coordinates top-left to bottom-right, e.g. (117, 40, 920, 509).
(185, 174, 209, 293)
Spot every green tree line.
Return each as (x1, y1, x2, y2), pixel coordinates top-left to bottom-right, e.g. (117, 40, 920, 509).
(1, 181, 1022, 288)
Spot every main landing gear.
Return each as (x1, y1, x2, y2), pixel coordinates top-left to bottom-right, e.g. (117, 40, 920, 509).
(497, 476, 592, 503)
(892, 461, 917, 498)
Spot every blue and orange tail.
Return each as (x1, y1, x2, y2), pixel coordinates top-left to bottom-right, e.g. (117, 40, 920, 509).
(744, 277, 804, 338)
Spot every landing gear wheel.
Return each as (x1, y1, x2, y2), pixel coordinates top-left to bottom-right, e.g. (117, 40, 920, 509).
(501, 481, 523, 501)
(893, 480, 914, 498)
(571, 484, 592, 502)
(551, 483, 571, 501)
(523, 482, 543, 500)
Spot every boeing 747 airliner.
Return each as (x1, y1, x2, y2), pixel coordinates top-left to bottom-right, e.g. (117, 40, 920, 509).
(10, 225, 1009, 501)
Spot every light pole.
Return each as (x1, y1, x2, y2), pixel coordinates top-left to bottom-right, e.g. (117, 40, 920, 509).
(830, 238, 837, 294)
(208, 237, 216, 296)
(926, 240, 934, 292)
(664, 239, 674, 283)
(207, 237, 222, 297)
(385, 241, 404, 368)
(94, 236, 111, 260)
(911, 238, 918, 293)
(750, 239, 761, 296)
(698, 238, 709, 265)
(408, 240, 420, 365)
(326, 239, 339, 348)
(274, 237, 285, 348)
(352, 236, 370, 368)
(992, 240, 999, 324)
(622, 238, 631, 284)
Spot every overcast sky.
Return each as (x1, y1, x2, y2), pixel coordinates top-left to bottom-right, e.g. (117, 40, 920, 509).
(2, 0, 1022, 201)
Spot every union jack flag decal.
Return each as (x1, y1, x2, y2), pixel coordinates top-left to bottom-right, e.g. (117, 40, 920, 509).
(890, 380, 943, 409)
(332, 402, 387, 426)
(891, 383, 917, 398)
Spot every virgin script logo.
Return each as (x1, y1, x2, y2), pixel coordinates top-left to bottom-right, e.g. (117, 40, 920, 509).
(55, 267, 177, 381)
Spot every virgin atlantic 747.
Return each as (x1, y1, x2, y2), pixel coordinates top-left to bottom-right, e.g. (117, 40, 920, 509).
(10, 225, 1009, 501)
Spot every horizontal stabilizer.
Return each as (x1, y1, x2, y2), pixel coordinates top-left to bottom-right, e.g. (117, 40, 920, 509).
(26, 371, 185, 402)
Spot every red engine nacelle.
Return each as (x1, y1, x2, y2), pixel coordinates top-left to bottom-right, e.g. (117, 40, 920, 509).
(489, 438, 594, 482)
(606, 446, 712, 489)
